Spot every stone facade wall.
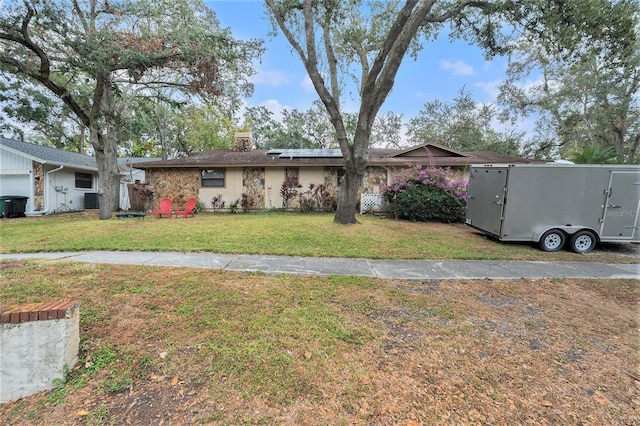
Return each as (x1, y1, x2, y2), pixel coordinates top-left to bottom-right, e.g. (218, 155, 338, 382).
(145, 168, 200, 210)
(323, 166, 388, 195)
(243, 167, 265, 209)
(362, 166, 387, 193)
(33, 161, 44, 211)
(323, 167, 339, 189)
(144, 165, 389, 212)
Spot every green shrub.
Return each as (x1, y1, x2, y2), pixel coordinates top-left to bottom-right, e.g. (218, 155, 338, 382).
(228, 199, 240, 214)
(194, 198, 206, 214)
(381, 164, 468, 223)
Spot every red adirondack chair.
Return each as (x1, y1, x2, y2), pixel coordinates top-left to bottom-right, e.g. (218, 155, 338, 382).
(176, 197, 197, 218)
(154, 198, 172, 218)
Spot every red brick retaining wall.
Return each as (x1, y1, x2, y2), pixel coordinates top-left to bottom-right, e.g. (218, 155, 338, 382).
(0, 301, 78, 324)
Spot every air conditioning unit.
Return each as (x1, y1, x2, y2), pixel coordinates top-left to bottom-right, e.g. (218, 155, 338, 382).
(84, 193, 99, 209)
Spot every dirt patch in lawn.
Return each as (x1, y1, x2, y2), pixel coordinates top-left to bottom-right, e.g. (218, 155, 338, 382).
(0, 261, 638, 425)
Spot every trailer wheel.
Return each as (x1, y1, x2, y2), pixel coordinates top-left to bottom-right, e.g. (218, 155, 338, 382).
(568, 230, 596, 254)
(539, 229, 566, 252)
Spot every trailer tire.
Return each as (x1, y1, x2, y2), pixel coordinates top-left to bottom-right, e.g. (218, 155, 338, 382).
(568, 230, 596, 254)
(539, 229, 566, 252)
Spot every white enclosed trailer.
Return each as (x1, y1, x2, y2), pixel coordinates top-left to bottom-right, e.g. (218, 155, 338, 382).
(465, 164, 640, 252)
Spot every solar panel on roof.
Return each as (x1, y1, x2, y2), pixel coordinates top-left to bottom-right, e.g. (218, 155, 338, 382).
(317, 149, 343, 157)
(277, 149, 342, 158)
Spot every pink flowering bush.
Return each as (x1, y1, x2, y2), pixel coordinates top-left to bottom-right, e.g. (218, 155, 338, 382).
(381, 164, 468, 223)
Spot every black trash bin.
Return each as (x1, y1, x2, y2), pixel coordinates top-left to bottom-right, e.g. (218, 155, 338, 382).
(0, 196, 28, 218)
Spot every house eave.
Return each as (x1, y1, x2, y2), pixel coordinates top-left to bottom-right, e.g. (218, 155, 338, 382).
(0, 139, 99, 172)
(0, 148, 99, 172)
(0, 144, 44, 164)
(384, 141, 468, 158)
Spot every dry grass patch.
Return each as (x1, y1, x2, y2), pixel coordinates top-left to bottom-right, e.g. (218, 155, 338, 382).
(0, 261, 640, 425)
(0, 261, 638, 425)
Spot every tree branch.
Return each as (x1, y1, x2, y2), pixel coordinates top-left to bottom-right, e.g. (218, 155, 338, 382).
(321, 8, 340, 101)
(427, 0, 489, 23)
(1, 5, 94, 127)
(71, 0, 91, 33)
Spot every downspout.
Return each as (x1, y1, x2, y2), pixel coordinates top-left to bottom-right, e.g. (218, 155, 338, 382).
(27, 165, 63, 216)
(28, 170, 35, 215)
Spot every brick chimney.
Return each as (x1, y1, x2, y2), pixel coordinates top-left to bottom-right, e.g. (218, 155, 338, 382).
(233, 132, 253, 152)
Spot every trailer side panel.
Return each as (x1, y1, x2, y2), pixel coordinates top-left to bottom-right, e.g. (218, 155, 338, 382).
(465, 164, 640, 246)
(465, 168, 508, 237)
(601, 171, 640, 241)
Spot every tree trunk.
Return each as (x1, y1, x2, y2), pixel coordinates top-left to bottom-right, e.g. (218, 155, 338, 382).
(334, 130, 370, 224)
(627, 134, 639, 164)
(90, 122, 120, 219)
(334, 167, 362, 224)
(90, 80, 121, 220)
(333, 125, 371, 224)
(155, 99, 169, 161)
(612, 119, 626, 163)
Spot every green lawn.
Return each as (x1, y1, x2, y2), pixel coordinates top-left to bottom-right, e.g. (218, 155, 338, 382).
(0, 211, 635, 262)
(1, 212, 637, 424)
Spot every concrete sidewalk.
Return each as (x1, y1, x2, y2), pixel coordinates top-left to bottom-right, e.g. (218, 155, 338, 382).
(1, 251, 638, 280)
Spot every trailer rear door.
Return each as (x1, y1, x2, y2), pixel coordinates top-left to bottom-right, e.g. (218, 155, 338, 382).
(466, 167, 508, 237)
(601, 171, 640, 240)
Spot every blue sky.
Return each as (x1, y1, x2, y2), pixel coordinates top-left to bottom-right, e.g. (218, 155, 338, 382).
(207, 0, 514, 122)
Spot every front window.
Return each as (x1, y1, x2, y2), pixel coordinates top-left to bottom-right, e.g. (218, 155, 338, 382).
(285, 167, 299, 187)
(201, 169, 225, 187)
(75, 172, 93, 189)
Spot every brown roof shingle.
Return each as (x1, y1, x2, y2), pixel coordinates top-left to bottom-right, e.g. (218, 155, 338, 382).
(132, 145, 538, 169)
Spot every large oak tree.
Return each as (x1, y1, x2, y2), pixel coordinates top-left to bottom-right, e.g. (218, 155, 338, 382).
(407, 87, 522, 155)
(498, 1, 639, 163)
(265, 0, 631, 223)
(244, 101, 402, 150)
(1, 0, 261, 218)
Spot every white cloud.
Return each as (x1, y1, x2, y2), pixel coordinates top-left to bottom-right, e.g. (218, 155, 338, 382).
(299, 75, 315, 92)
(521, 75, 546, 92)
(238, 98, 292, 122)
(474, 79, 502, 102)
(251, 69, 290, 87)
(259, 99, 292, 121)
(412, 91, 429, 100)
(475, 73, 548, 104)
(439, 60, 475, 76)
